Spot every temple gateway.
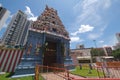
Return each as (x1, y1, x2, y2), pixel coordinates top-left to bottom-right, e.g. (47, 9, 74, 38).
(14, 5, 73, 76)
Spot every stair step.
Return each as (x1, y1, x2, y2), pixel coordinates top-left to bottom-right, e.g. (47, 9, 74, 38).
(11, 73, 35, 78)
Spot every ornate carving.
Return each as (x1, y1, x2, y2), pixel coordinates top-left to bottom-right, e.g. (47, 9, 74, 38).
(27, 43, 32, 55)
(30, 5, 69, 39)
(35, 43, 41, 55)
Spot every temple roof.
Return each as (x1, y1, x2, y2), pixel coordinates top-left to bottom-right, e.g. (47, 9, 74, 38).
(30, 5, 69, 39)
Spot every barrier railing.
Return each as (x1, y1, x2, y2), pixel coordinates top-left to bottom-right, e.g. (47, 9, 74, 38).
(34, 62, 120, 80)
(34, 64, 72, 80)
(96, 61, 120, 78)
(73, 78, 120, 80)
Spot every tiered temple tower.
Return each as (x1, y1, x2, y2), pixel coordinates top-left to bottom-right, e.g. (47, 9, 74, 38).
(14, 5, 73, 76)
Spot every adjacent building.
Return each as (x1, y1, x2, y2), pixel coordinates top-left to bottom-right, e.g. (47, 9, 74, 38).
(70, 45, 92, 65)
(113, 33, 120, 49)
(103, 47, 112, 56)
(70, 44, 113, 65)
(2, 10, 32, 46)
(0, 6, 10, 31)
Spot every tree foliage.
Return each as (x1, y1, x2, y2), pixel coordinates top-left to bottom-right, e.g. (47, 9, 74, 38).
(91, 48, 105, 57)
(112, 48, 120, 60)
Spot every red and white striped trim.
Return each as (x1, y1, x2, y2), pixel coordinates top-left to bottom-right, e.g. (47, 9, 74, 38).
(0, 49, 24, 72)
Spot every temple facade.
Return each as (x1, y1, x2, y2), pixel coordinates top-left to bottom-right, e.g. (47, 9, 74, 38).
(14, 6, 73, 76)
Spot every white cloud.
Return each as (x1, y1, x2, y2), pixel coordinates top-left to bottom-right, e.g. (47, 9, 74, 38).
(70, 36, 84, 43)
(88, 33, 100, 40)
(100, 25, 107, 32)
(103, 0, 111, 9)
(24, 6, 37, 21)
(71, 24, 94, 36)
(79, 25, 94, 33)
(103, 45, 109, 47)
(25, 6, 34, 17)
(72, 0, 111, 40)
(71, 32, 78, 36)
(29, 17, 38, 21)
(100, 35, 116, 48)
(70, 36, 80, 42)
(75, 0, 111, 25)
(108, 35, 117, 46)
(99, 40, 104, 43)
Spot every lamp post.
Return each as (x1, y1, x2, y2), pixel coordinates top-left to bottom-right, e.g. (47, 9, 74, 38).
(93, 40, 97, 48)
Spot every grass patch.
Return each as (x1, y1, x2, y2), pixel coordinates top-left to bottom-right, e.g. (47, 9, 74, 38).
(70, 66, 104, 78)
(0, 73, 44, 80)
(6, 72, 15, 78)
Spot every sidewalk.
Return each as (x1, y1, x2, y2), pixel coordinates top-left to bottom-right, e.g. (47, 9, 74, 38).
(41, 72, 65, 80)
(0, 72, 5, 74)
(41, 72, 85, 80)
(69, 73, 85, 79)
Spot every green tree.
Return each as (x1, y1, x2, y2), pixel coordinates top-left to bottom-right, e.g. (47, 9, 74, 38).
(90, 48, 105, 62)
(112, 48, 120, 60)
(91, 48, 105, 57)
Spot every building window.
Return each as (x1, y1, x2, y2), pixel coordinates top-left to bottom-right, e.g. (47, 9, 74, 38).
(52, 28, 57, 32)
(80, 53, 83, 56)
(52, 21, 55, 24)
(78, 60, 90, 63)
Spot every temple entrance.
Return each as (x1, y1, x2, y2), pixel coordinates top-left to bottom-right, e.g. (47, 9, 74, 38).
(43, 41, 57, 67)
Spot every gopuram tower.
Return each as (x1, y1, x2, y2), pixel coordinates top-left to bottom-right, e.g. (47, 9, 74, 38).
(14, 5, 73, 76)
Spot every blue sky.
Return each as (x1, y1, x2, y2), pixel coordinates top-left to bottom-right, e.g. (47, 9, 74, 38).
(0, 0, 120, 49)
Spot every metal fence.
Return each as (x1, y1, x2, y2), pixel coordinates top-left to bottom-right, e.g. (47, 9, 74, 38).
(34, 64, 71, 80)
(96, 62, 120, 78)
(34, 62, 120, 80)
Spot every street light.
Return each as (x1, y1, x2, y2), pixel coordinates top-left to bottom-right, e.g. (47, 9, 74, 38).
(93, 40, 97, 48)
